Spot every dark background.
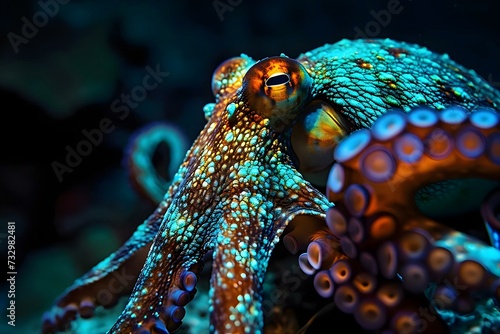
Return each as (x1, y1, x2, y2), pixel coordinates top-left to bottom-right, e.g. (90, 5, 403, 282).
(0, 0, 499, 333)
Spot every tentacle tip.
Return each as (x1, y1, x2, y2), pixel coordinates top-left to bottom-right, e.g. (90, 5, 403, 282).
(153, 319, 170, 334)
(41, 307, 73, 334)
(41, 312, 57, 334)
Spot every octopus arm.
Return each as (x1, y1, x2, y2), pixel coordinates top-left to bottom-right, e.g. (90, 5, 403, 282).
(41, 204, 166, 332)
(209, 164, 332, 333)
(108, 199, 214, 333)
(42, 166, 190, 333)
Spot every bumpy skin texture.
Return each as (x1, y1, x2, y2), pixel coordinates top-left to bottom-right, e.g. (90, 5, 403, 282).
(42, 38, 500, 334)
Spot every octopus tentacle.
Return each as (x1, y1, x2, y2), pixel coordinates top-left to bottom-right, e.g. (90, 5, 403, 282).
(42, 146, 195, 333)
(294, 230, 443, 332)
(124, 121, 189, 205)
(299, 104, 500, 332)
(109, 237, 204, 333)
(107, 157, 217, 333)
(209, 166, 331, 333)
(42, 202, 164, 333)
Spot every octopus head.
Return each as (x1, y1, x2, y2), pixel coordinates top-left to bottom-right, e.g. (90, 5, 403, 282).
(212, 55, 352, 185)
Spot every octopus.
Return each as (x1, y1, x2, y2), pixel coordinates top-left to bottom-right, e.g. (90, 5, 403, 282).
(42, 38, 500, 333)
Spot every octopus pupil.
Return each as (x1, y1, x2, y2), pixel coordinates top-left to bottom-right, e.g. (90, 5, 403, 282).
(265, 73, 290, 87)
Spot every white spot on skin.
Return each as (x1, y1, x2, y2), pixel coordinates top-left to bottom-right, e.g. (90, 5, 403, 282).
(226, 103, 237, 117)
(207, 122, 217, 134)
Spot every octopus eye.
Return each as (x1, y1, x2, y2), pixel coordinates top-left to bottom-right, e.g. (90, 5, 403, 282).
(291, 99, 351, 184)
(241, 56, 313, 132)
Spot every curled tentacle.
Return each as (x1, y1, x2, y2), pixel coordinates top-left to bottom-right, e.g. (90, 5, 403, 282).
(124, 121, 189, 205)
(41, 208, 162, 333)
(321, 105, 500, 331)
(299, 253, 449, 332)
(295, 105, 500, 332)
(43, 132, 196, 333)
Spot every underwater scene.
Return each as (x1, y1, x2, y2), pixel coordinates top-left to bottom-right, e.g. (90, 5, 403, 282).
(1, 0, 500, 333)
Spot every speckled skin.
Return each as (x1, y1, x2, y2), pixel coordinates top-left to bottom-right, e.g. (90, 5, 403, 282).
(42, 38, 500, 334)
(298, 40, 498, 127)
